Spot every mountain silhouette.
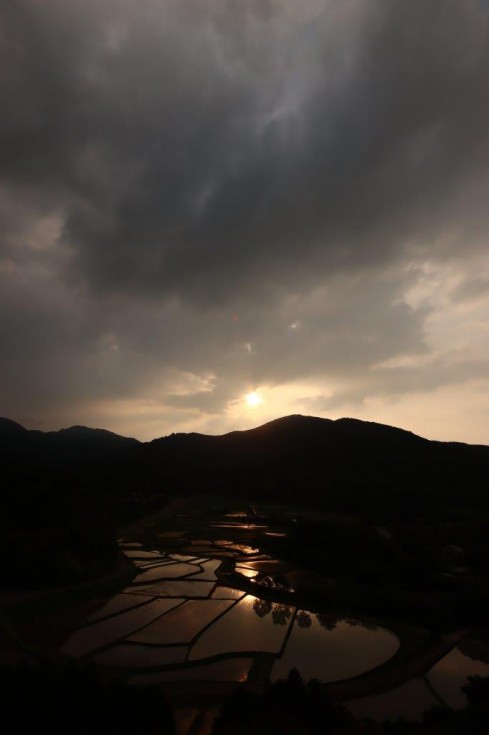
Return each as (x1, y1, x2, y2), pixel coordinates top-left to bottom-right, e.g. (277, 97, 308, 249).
(1, 415, 488, 513)
(0, 420, 138, 460)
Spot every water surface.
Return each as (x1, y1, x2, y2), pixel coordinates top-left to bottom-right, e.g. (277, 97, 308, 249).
(62, 597, 183, 656)
(272, 615, 399, 683)
(427, 644, 489, 709)
(347, 679, 439, 722)
(129, 599, 234, 645)
(190, 596, 295, 660)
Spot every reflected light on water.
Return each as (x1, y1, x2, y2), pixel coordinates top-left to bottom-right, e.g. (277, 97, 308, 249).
(236, 566, 259, 578)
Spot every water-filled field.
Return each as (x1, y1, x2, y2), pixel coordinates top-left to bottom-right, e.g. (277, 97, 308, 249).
(58, 525, 489, 724)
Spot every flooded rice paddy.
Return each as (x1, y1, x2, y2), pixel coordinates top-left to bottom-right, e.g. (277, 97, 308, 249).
(58, 525, 489, 724)
(62, 545, 400, 683)
(347, 643, 489, 722)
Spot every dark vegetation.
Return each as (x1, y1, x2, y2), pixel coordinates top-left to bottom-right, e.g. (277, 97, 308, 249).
(212, 669, 489, 734)
(0, 663, 175, 734)
(213, 668, 354, 734)
(139, 415, 489, 515)
(0, 418, 160, 587)
(2, 661, 487, 735)
(1, 413, 488, 595)
(254, 509, 489, 628)
(126, 498, 489, 630)
(0, 480, 121, 587)
(2, 414, 489, 512)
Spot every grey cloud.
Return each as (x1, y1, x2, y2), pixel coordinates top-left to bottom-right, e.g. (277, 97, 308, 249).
(1, 1, 488, 435)
(452, 275, 489, 303)
(2, 1, 488, 302)
(302, 354, 489, 415)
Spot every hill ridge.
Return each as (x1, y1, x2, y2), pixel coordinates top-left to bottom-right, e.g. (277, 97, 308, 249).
(0, 412, 486, 448)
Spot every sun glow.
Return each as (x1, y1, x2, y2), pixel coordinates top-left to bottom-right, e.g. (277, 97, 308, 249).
(245, 391, 263, 407)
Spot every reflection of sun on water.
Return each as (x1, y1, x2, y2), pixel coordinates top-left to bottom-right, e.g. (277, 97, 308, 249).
(245, 391, 263, 407)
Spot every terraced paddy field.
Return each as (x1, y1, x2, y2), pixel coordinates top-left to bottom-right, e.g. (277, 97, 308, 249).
(3, 506, 489, 733)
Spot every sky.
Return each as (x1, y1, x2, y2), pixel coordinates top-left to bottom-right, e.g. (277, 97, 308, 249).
(1, 0, 488, 444)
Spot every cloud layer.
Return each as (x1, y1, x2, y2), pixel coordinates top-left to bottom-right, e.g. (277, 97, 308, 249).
(1, 0, 488, 442)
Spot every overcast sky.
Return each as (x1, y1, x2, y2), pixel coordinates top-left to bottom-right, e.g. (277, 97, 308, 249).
(1, 0, 488, 443)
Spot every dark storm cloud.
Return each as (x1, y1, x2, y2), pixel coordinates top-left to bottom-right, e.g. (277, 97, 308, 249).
(2, 0, 488, 299)
(0, 0, 488, 435)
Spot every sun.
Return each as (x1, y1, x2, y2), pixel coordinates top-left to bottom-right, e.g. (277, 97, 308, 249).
(245, 391, 263, 408)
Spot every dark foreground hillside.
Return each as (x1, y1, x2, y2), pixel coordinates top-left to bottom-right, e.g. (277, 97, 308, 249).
(141, 415, 489, 512)
(1, 414, 488, 514)
(2, 414, 488, 586)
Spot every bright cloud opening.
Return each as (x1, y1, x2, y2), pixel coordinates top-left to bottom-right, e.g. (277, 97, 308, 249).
(245, 391, 264, 408)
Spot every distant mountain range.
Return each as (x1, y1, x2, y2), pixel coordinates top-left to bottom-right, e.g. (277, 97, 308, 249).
(0, 417, 138, 459)
(1, 415, 488, 511)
